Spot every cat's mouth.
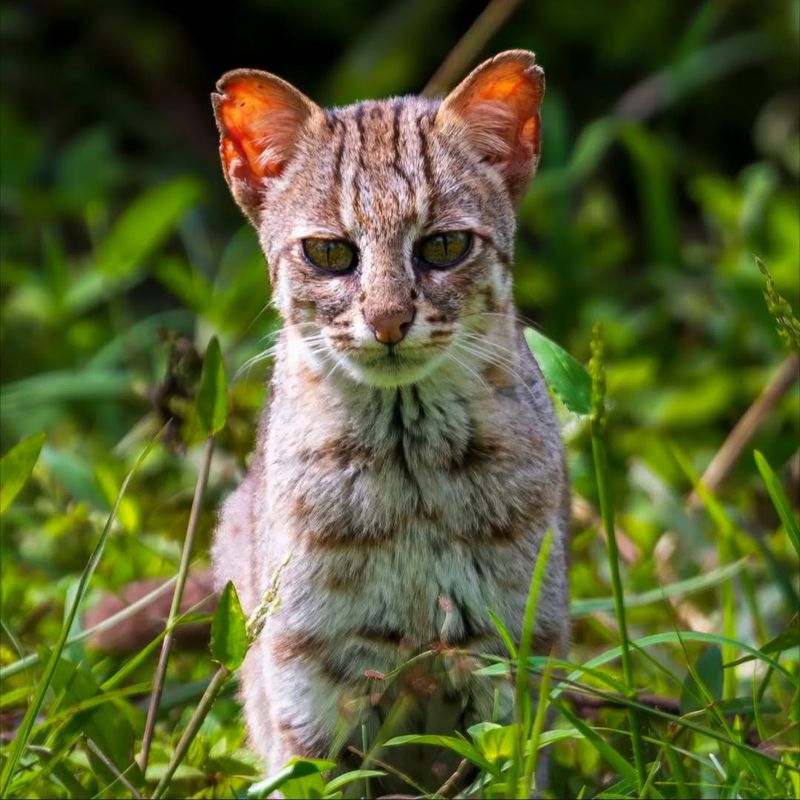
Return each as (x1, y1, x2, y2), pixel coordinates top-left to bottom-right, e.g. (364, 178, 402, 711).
(339, 343, 448, 387)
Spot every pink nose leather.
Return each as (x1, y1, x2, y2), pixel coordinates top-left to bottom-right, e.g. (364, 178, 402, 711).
(367, 308, 415, 345)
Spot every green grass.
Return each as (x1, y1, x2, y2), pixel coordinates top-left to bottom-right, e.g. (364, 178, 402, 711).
(1, 0, 799, 797)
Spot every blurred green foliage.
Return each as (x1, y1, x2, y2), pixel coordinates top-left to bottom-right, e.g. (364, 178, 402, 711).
(1, 0, 798, 797)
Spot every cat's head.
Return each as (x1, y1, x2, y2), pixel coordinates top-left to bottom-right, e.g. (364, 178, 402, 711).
(212, 51, 544, 387)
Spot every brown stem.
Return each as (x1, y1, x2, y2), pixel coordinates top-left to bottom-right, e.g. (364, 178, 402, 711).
(138, 436, 215, 773)
(85, 737, 142, 799)
(436, 757, 469, 797)
(688, 354, 799, 507)
(347, 745, 432, 797)
(422, 0, 523, 97)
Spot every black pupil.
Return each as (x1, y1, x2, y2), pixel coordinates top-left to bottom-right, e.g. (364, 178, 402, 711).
(419, 231, 469, 266)
(304, 239, 353, 272)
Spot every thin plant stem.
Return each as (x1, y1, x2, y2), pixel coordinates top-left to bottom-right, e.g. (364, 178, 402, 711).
(86, 737, 143, 799)
(423, 0, 523, 97)
(139, 435, 215, 773)
(150, 666, 229, 800)
(347, 746, 432, 798)
(687, 354, 799, 506)
(589, 323, 648, 793)
(436, 758, 469, 798)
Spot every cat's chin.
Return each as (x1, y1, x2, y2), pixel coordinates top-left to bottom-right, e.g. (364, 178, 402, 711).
(339, 348, 447, 388)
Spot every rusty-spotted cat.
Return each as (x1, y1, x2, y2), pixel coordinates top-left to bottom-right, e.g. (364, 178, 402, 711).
(210, 50, 570, 791)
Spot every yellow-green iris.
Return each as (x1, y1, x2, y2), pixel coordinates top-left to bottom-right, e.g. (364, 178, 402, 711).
(416, 231, 472, 268)
(302, 238, 356, 273)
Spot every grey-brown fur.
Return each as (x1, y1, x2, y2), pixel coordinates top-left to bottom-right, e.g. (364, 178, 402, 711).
(211, 51, 569, 792)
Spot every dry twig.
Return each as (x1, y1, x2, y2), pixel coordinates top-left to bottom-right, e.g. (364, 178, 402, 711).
(688, 354, 799, 507)
(422, 0, 523, 97)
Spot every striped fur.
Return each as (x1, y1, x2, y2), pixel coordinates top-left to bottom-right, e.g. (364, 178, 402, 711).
(211, 51, 569, 790)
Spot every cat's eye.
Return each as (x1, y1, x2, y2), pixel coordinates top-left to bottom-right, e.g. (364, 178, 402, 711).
(416, 231, 472, 269)
(302, 238, 357, 274)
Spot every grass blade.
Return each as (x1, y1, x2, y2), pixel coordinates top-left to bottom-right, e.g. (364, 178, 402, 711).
(754, 450, 800, 558)
(589, 322, 647, 790)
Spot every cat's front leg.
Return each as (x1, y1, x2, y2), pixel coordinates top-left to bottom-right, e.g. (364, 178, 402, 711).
(256, 637, 367, 776)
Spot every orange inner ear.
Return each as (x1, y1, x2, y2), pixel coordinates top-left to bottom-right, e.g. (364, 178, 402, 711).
(467, 65, 543, 149)
(216, 78, 305, 182)
(218, 81, 269, 180)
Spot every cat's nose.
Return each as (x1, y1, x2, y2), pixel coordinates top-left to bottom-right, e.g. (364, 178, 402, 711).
(367, 308, 415, 345)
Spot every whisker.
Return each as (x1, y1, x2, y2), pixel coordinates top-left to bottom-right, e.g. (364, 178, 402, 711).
(458, 309, 543, 332)
(234, 330, 329, 382)
(456, 332, 521, 369)
(450, 338, 541, 407)
(444, 344, 491, 392)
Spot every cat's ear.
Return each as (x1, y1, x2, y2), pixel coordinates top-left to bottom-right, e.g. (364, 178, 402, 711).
(212, 69, 320, 223)
(439, 50, 544, 204)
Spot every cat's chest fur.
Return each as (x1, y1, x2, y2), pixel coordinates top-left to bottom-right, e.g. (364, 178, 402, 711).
(256, 339, 563, 667)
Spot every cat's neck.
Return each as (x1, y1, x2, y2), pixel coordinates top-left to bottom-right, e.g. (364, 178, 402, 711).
(267, 313, 525, 467)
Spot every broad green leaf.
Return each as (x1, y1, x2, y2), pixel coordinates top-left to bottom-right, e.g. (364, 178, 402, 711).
(536, 727, 583, 748)
(95, 176, 202, 276)
(324, 770, 386, 794)
(197, 336, 228, 436)
(211, 581, 248, 671)
(479, 724, 517, 765)
(0, 431, 45, 515)
(384, 733, 499, 777)
(467, 720, 502, 744)
(524, 328, 591, 415)
(681, 645, 723, 713)
(248, 758, 337, 799)
(755, 450, 800, 557)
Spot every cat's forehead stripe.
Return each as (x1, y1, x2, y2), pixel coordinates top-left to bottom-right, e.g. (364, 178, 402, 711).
(327, 97, 445, 233)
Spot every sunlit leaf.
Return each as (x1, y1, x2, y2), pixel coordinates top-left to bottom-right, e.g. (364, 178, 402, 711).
(0, 431, 45, 515)
(248, 758, 337, 799)
(524, 328, 591, 415)
(196, 336, 228, 437)
(324, 770, 386, 794)
(211, 581, 248, 671)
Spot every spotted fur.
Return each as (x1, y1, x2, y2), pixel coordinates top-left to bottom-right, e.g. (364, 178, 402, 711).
(211, 50, 569, 790)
